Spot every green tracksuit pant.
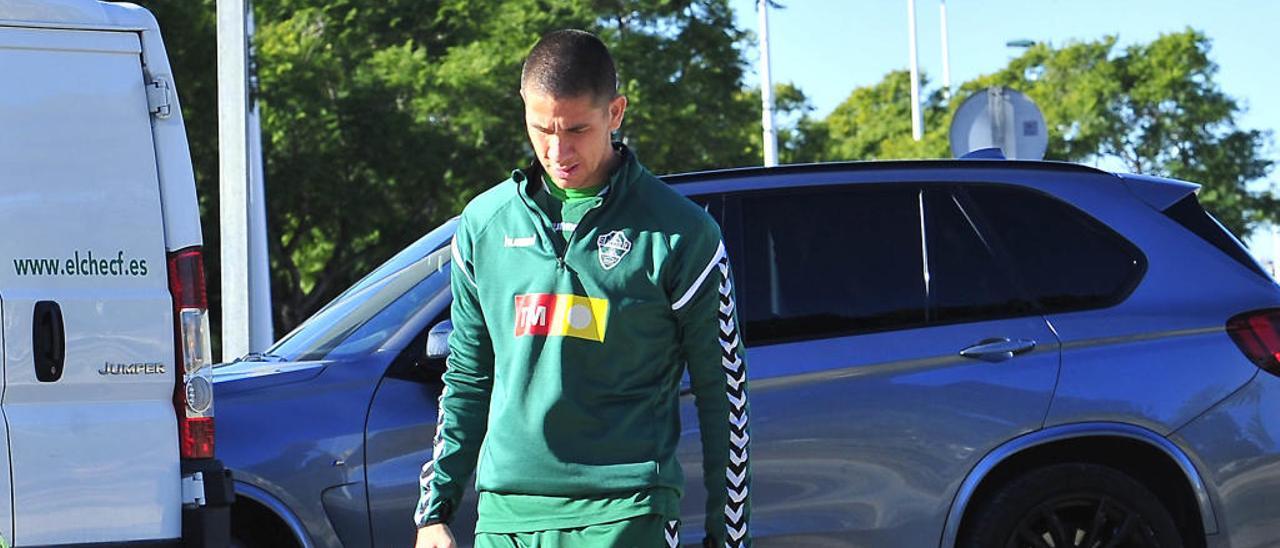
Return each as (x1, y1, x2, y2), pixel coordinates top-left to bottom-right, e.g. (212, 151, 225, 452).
(473, 515, 680, 548)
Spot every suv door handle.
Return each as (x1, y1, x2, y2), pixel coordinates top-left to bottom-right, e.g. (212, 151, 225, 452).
(959, 337, 1036, 363)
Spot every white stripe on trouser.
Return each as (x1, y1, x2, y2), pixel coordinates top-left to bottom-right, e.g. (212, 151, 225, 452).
(665, 519, 680, 548)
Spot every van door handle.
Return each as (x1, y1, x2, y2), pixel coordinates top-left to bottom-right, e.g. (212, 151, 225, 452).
(959, 337, 1036, 363)
(33, 301, 65, 382)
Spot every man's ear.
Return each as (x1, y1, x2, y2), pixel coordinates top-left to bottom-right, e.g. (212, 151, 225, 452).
(608, 95, 628, 132)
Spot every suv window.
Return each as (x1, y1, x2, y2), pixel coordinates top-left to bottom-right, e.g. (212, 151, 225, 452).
(738, 185, 927, 344)
(925, 189, 1036, 324)
(269, 243, 452, 361)
(1161, 193, 1270, 280)
(963, 184, 1146, 313)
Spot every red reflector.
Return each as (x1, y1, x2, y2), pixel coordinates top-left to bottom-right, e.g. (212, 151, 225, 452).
(180, 416, 215, 459)
(1227, 308, 1280, 376)
(167, 248, 208, 310)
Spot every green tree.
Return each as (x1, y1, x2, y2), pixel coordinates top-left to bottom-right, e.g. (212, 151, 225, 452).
(729, 82, 817, 165)
(141, 0, 762, 340)
(809, 70, 949, 161)
(809, 29, 1276, 236)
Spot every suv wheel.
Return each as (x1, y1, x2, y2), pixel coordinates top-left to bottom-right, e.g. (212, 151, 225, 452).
(960, 463, 1183, 548)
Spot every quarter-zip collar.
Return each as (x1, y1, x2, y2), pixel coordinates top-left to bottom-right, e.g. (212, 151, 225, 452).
(511, 143, 639, 266)
(543, 173, 609, 202)
(513, 142, 635, 208)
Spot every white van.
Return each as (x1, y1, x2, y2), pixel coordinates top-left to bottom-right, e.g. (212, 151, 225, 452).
(0, 1, 230, 546)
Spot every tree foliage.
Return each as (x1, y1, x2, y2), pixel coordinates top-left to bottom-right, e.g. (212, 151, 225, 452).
(141, 0, 762, 339)
(805, 29, 1275, 236)
(134, 0, 1274, 348)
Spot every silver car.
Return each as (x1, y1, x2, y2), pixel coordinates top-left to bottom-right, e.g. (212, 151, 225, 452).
(217, 159, 1280, 547)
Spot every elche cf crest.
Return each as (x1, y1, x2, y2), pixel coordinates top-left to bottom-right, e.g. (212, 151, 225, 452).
(596, 230, 632, 270)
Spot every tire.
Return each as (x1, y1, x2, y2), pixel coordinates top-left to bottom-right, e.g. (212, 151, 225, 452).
(960, 463, 1184, 548)
(230, 499, 301, 548)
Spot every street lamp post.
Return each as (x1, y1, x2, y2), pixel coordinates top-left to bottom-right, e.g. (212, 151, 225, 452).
(907, 0, 923, 141)
(940, 0, 951, 99)
(216, 0, 250, 362)
(758, 0, 778, 167)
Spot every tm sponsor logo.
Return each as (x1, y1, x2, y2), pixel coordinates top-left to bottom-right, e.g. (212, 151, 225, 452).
(513, 293, 609, 342)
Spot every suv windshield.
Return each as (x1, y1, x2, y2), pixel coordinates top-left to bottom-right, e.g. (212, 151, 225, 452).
(256, 218, 457, 362)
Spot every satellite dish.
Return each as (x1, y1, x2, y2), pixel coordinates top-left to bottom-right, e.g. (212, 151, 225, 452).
(949, 87, 1048, 160)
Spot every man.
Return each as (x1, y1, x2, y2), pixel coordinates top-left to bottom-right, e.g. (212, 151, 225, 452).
(414, 29, 750, 548)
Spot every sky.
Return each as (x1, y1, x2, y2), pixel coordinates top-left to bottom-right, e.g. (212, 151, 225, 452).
(726, 0, 1280, 260)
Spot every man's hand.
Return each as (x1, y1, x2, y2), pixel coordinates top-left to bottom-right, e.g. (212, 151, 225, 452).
(415, 523, 457, 548)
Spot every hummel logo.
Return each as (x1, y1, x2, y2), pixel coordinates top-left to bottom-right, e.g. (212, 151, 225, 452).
(504, 235, 536, 248)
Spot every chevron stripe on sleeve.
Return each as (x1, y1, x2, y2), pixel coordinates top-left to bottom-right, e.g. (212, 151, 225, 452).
(413, 389, 450, 526)
(718, 257, 749, 547)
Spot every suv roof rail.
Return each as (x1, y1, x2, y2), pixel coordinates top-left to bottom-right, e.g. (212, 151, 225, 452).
(661, 158, 1114, 185)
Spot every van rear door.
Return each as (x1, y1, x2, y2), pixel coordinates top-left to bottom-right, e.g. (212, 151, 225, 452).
(0, 26, 179, 544)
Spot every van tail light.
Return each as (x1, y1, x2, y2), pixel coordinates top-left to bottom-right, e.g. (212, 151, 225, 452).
(1226, 308, 1280, 377)
(168, 247, 215, 459)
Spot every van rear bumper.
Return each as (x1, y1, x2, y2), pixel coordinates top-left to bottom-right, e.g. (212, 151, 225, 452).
(181, 459, 234, 548)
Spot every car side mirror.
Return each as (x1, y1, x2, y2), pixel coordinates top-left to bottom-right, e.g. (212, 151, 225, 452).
(426, 319, 452, 360)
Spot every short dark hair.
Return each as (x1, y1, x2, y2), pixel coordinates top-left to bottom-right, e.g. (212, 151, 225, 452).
(521, 29, 618, 104)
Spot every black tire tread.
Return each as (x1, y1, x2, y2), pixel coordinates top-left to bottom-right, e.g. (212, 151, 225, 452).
(960, 462, 1183, 548)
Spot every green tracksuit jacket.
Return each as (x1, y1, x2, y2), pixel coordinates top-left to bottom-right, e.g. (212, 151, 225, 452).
(415, 146, 750, 546)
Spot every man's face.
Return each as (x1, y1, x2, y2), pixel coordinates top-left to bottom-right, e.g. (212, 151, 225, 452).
(522, 88, 627, 189)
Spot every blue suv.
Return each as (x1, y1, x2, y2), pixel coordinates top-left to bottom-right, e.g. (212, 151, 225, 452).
(216, 159, 1280, 547)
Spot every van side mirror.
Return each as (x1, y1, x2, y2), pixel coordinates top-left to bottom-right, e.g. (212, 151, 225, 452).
(426, 319, 452, 360)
